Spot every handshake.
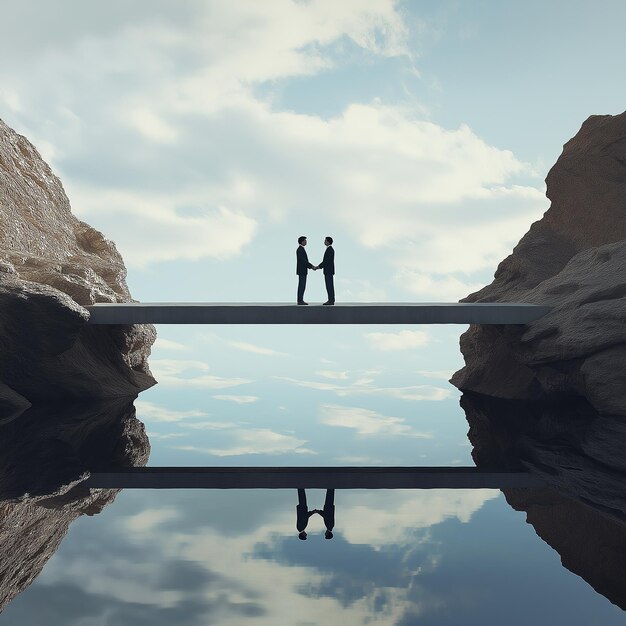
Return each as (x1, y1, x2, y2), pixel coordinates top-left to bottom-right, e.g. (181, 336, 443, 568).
(312, 265, 320, 271)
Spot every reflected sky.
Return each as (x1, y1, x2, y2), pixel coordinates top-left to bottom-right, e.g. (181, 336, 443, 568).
(0, 329, 624, 623)
(1, 488, 623, 625)
(138, 325, 470, 467)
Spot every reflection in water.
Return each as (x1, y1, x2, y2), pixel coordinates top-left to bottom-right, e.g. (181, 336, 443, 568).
(0, 397, 624, 619)
(460, 391, 626, 610)
(296, 488, 317, 540)
(296, 489, 335, 540)
(0, 397, 148, 611)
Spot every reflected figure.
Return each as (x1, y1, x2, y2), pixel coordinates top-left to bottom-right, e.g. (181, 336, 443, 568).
(320, 489, 335, 539)
(296, 488, 317, 540)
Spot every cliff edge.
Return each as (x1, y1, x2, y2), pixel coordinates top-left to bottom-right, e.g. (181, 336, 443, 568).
(0, 118, 156, 406)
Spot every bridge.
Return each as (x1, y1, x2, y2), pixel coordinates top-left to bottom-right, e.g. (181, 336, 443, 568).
(85, 466, 545, 489)
(86, 302, 549, 325)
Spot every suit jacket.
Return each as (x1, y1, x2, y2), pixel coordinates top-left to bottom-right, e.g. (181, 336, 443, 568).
(296, 245, 313, 275)
(317, 245, 335, 275)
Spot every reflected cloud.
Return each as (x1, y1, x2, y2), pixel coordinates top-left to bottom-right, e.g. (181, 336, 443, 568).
(150, 359, 252, 389)
(364, 330, 431, 351)
(319, 404, 432, 438)
(213, 395, 260, 404)
(136, 400, 207, 423)
(228, 341, 287, 357)
(175, 428, 316, 456)
(417, 369, 455, 381)
(277, 376, 451, 401)
(153, 337, 189, 352)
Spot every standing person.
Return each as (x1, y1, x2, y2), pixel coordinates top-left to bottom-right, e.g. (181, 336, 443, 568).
(315, 236, 335, 305)
(296, 489, 317, 540)
(296, 235, 314, 305)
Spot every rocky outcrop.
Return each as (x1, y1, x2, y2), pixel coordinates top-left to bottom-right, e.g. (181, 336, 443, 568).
(0, 118, 156, 404)
(452, 111, 626, 448)
(452, 112, 626, 413)
(451, 112, 626, 609)
(0, 398, 149, 611)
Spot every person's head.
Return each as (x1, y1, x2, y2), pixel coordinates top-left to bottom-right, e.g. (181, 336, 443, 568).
(325, 530, 333, 540)
(298, 531, 307, 540)
(298, 236, 307, 246)
(324, 236, 333, 246)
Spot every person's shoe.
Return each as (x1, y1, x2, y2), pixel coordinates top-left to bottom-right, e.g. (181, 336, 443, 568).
(297, 301, 308, 305)
(323, 301, 335, 306)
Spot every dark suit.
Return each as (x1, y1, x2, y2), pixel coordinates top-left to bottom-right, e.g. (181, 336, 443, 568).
(296, 489, 316, 532)
(317, 245, 335, 303)
(296, 245, 313, 302)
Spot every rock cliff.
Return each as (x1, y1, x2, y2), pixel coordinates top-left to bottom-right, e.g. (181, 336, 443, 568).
(0, 118, 156, 404)
(452, 112, 626, 414)
(451, 112, 626, 608)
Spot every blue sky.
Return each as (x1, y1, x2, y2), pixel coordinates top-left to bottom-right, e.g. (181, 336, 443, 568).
(2, 1, 626, 462)
(3, 1, 625, 303)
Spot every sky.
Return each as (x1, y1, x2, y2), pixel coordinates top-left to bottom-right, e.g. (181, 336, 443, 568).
(2, 0, 626, 461)
(3, 5, 626, 619)
(4, 0, 626, 306)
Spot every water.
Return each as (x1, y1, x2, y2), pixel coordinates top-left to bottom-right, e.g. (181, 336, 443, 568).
(0, 326, 623, 623)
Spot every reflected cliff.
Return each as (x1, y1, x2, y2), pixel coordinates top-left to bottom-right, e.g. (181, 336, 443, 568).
(460, 391, 626, 609)
(0, 397, 148, 611)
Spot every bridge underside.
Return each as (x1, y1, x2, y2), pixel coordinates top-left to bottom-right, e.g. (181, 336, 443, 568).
(85, 466, 545, 489)
(86, 302, 549, 325)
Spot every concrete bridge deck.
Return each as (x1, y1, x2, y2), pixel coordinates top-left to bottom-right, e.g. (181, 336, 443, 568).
(86, 302, 549, 325)
(85, 466, 546, 489)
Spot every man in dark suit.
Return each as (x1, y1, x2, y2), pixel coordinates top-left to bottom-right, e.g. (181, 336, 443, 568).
(296, 488, 317, 540)
(296, 235, 314, 305)
(315, 236, 335, 305)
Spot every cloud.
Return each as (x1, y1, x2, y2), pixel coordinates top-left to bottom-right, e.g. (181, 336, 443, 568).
(176, 428, 315, 456)
(149, 359, 252, 389)
(228, 341, 287, 356)
(277, 376, 451, 401)
(153, 337, 189, 352)
(315, 370, 350, 380)
(417, 369, 455, 381)
(135, 400, 207, 423)
(124, 508, 181, 533)
(320, 404, 432, 437)
(365, 329, 431, 351)
(213, 394, 259, 404)
(0, 0, 547, 288)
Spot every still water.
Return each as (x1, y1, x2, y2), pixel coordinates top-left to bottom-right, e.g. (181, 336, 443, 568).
(0, 326, 623, 623)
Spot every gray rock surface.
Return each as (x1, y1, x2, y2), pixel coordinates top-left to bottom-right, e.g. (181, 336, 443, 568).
(452, 111, 626, 417)
(0, 398, 149, 611)
(451, 112, 626, 608)
(0, 118, 156, 403)
(452, 111, 626, 418)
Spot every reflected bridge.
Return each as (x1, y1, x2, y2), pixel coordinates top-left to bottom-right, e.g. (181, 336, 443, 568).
(85, 466, 546, 489)
(86, 302, 550, 325)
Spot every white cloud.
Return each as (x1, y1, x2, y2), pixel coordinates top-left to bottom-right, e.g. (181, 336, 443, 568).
(124, 508, 181, 533)
(320, 404, 432, 437)
(150, 359, 251, 389)
(213, 394, 259, 404)
(277, 376, 451, 401)
(339, 490, 499, 546)
(365, 329, 431, 351)
(228, 341, 287, 356)
(176, 428, 315, 456)
(315, 370, 350, 380)
(417, 369, 454, 381)
(135, 400, 207, 423)
(0, 0, 547, 286)
(153, 337, 189, 352)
